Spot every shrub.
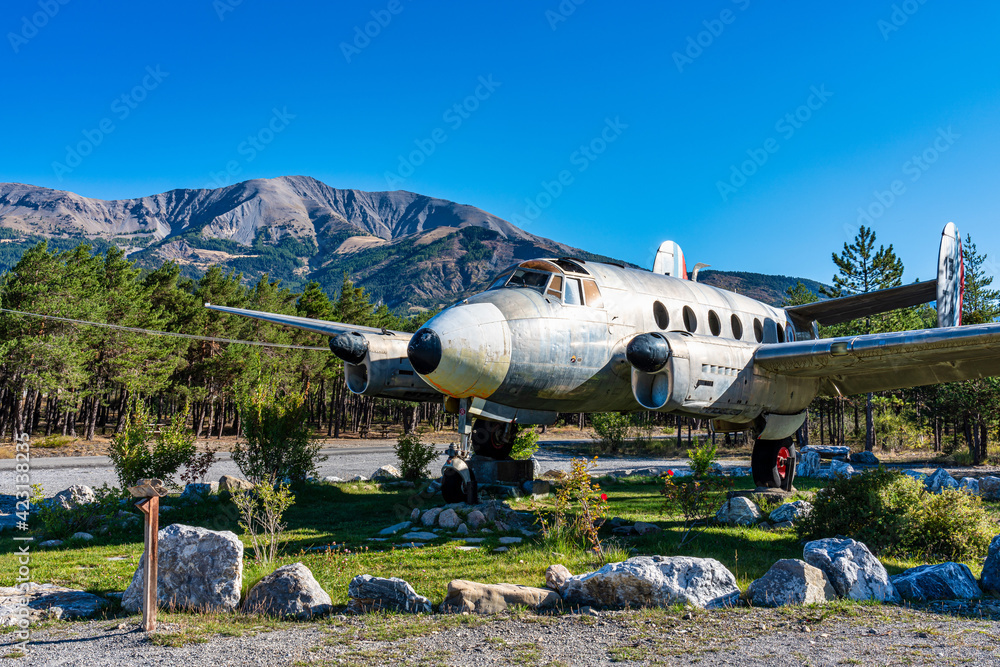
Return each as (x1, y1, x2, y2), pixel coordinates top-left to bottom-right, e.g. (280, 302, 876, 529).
(661, 471, 734, 546)
(233, 381, 324, 483)
(30, 483, 127, 539)
(232, 481, 295, 565)
(535, 457, 609, 555)
(798, 467, 995, 561)
(510, 426, 540, 460)
(108, 401, 196, 488)
(394, 432, 438, 480)
(180, 445, 219, 485)
(591, 413, 631, 453)
(687, 439, 717, 479)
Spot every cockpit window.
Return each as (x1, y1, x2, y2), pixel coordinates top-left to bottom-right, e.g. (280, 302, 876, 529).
(489, 272, 513, 289)
(565, 277, 584, 305)
(506, 269, 551, 292)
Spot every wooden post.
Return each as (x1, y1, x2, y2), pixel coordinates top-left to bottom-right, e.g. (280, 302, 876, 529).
(136, 495, 160, 632)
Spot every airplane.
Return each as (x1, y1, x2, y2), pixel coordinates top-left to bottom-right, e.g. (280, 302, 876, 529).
(206, 222, 994, 502)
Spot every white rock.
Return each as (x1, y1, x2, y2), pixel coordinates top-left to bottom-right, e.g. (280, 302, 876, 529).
(182, 482, 219, 497)
(769, 500, 813, 524)
(979, 535, 1000, 593)
(400, 531, 439, 541)
(457, 523, 469, 535)
(349, 475, 368, 482)
(39, 540, 63, 547)
(0, 583, 107, 626)
(499, 537, 522, 545)
(70, 532, 94, 542)
(829, 459, 856, 479)
(562, 556, 740, 609)
(546, 564, 572, 592)
(49, 485, 95, 511)
(747, 559, 836, 607)
(371, 465, 402, 481)
(715, 497, 761, 526)
(243, 562, 332, 618)
(902, 469, 927, 482)
(410, 508, 421, 521)
(959, 477, 979, 494)
(979, 476, 1000, 501)
(122, 524, 243, 613)
(925, 468, 958, 494)
(323, 476, 344, 483)
(797, 451, 821, 478)
(379, 521, 412, 536)
(421, 507, 443, 527)
(348, 574, 431, 614)
(438, 509, 462, 529)
(466, 510, 487, 529)
(803, 538, 900, 603)
(891, 563, 981, 602)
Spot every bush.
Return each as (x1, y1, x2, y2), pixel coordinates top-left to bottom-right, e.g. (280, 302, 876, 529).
(232, 481, 295, 565)
(687, 439, 717, 479)
(108, 401, 196, 488)
(511, 426, 539, 461)
(233, 381, 324, 484)
(30, 483, 127, 539)
(798, 468, 995, 561)
(591, 413, 631, 453)
(535, 457, 609, 555)
(661, 472, 734, 546)
(394, 432, 438, 480)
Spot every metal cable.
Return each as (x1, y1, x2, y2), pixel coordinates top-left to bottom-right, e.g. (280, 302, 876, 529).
(0, 307, 330, 351)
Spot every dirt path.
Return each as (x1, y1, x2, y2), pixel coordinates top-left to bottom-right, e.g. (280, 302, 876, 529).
(4, 605, 1000, 666)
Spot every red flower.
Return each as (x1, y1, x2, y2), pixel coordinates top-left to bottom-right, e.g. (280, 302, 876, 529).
(667, 469, 674, 476)
(600, 493, 608, 501)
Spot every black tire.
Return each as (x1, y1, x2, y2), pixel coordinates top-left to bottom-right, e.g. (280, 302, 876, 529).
(441, 471, 464, 503)
(470, 419, 515, 460)
(751, 438, 796, 489)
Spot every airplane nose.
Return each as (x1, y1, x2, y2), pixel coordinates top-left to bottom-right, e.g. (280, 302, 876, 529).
(406, 303, 512, 398)
(407, 328, 442, 374)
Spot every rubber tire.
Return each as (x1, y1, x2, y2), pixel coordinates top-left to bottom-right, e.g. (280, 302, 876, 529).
(470, 419, 515, 460)
(441, 471, 465, 503)
(751, 439, 795, 489)
(781, 443, 797, 492)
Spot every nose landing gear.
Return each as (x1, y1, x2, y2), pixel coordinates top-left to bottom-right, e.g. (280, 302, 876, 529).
(470, 419, 516, 460)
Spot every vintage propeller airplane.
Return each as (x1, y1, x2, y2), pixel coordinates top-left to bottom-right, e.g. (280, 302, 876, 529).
(207, 222, 990, 501)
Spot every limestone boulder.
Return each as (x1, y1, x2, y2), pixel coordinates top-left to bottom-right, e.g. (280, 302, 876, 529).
(438, 509, 462, 529)
(371, 465, 402, 481)
(980, 535, 1000, 594)
(803, 538, 900, 603)
(182, 482, 219, 497)
(421, 507, 443, 527)
(746, 559, 836, 607)
(769, 500, 813, 524)
(829, 459, 855, 479)
(219, 475, 254, 494)
(902, 470, 927, 483)
(849, 451, 880, 465)
(925, 468, 958, 494)
(440, 580, 559, 614)
(959, 477, 979, 494)
(715, 497, 761, 526)
(347, 574, 431, 614)
(800, 445, 850, 458)
(243, 562, 331, 618)
(122, 524, 243, 613)
(0, 583, 107, 626)
(979, 476, 1000, 501)
(379, 521, 411, 536)
(49, 485, 95, 511)
(633, 521, 662, 536)
(562, 556, 739, 609)
(891, 563, 981, 602)
(546, 564, 572, 592)
(797, 451, 821, 478)
(466, 510, 487, 529)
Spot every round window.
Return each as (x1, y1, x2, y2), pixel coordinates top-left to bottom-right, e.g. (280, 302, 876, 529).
(753, 318, 763, 343)
(731, 314, 743, 340)
(653, 301, 669, 330)
(708, 310, 721, 336)
(683, 306, 698, 333)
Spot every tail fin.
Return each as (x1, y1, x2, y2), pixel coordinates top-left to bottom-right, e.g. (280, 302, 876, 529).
(936, 222, 963, 327)
(652, 241, 687, 279)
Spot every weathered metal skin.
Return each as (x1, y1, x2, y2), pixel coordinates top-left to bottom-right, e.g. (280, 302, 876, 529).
(341, 332, 441, 403)
(413, 259, 804, 423)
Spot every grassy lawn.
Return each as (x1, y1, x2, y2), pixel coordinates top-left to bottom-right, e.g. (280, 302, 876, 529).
(2, 473, 996, 619)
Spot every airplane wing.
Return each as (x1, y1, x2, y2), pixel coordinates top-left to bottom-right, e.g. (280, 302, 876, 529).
(754, 323, 1000, 396)
(204, 304, 411, 338)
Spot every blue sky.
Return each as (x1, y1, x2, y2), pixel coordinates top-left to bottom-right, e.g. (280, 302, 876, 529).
(2, 0, 999, 285)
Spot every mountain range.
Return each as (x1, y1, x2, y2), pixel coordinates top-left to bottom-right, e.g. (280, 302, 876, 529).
(0, 176, 824, 311)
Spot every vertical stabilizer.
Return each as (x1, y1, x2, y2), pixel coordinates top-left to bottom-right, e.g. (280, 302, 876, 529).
(652, 241, 687, 279)
(937, 222, 963, 327)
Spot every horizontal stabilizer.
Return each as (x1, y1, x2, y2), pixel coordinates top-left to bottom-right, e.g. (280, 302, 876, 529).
(786, 280, 937, 327)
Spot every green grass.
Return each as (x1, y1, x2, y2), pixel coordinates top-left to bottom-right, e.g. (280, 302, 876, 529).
(2, 475, 995, 620)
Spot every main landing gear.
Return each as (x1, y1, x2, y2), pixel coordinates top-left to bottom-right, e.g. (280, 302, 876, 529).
(750, 437, 796, 491)
(470, 419, 515, 460)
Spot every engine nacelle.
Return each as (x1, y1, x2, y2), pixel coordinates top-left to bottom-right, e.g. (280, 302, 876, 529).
(627, 332, 816, 422)
(332, 332, 442, 402)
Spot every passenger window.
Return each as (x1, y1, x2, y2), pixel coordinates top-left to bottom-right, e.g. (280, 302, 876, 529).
(582, 280, 603, 308)
(683, 306, 697, 332)
(565, 278, 584, 305)
(547, 275, 563, 298)
(708, 310, 721, 336)
(776, 324, 785, 343)
(731, 314, 743, 340)
(753, 318, 763, 343)
(653, 301, 669, 329)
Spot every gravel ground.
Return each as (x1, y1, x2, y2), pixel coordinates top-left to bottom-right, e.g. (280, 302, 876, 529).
(4, 605, 1000, 666)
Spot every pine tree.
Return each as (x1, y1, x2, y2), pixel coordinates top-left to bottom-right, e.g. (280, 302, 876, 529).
(783, 281, 819, 307)
(961, 233, 1000, 325)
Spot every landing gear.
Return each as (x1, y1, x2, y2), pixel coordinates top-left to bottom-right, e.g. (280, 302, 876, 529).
(470, 419, 515, 460)
(441, 460, 478, 504)
(751, 438, 796, 491)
